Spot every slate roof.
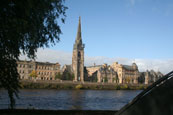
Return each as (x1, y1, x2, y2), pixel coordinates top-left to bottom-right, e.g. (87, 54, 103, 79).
(122, 65, 136, 71)
(87, 65, 102, 68)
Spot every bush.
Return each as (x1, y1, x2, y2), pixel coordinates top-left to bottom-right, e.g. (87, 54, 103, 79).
(115, 85, 120, 90)
(120, 84, 129, 90)
(75, 84, 83, 89)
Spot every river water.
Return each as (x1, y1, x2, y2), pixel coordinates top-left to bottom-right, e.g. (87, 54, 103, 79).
(0, 89, 141, 110)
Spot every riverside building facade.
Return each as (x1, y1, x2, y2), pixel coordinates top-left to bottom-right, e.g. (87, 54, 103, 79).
(17, 17, 163, 84)
(17, 60, 60, 80)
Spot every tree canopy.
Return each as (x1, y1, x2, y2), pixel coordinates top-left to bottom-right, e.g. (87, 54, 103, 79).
(29, 70, 37, 79)
(0, 0, 67, 108)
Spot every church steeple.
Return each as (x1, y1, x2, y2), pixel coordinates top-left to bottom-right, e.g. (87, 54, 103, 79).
(76, 16, 82, 41)
(72, 17, 85, 82)
(74, 16, 83, 50)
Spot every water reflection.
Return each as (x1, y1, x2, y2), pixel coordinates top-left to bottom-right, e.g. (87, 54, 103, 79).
(70, 90, 84, 110)
(0, 89, 141, 110)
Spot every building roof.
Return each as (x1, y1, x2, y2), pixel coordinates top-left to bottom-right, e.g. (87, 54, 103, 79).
(62, 64, 73, 73)
(122, 65, 137, 71)
(17, 60, 60, 66)
(86, 65, 102, 68)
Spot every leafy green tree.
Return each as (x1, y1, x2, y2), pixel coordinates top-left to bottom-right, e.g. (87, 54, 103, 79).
(71, 73, 75, 80)
(61, 70, 74, 80)
(104, 77, 108, 83)
(55, 72, 62, 80)
(29, 70, 37, 79)
(93, 76, 98, 82)
(0, 0, 67, 108)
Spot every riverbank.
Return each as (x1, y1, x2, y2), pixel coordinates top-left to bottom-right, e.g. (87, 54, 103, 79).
(0, 109, 117, 115)
(19, 80, 148, 90)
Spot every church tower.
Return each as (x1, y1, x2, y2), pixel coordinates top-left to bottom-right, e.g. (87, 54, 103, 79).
(72, 17, 85, 82)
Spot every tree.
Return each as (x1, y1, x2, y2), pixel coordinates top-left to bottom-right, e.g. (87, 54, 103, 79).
(93, 76, 98, 82)
(29, 70, 37, 79)
(104, 77, 108, 83)
(55, 72, 62, 80)
(0, 0, 67, 108)
(62, 70, 73, 80)
(71, 73, 75, 80)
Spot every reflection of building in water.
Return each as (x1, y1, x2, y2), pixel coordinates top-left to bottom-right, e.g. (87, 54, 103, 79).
(70, 90, 84, 110)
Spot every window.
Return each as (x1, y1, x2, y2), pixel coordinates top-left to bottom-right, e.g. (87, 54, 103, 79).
(78, 51, 81, 58)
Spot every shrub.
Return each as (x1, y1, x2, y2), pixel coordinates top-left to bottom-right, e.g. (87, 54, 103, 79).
(115, 85, 120, 90)
(75, 84, 83, 89)
(120, 84, 129, 90)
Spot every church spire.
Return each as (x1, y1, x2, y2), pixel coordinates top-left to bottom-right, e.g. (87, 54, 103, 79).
(76, 16, 82, 41)
(72, 17, 85, 82)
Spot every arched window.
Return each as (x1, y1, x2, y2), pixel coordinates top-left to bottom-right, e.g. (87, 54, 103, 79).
(78, 51, 81, 58)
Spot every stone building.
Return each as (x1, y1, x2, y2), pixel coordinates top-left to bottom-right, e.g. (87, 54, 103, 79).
(16, 17, 164, 84)
(61, 64, 73, 74)
(17, 60, 60, 80)
(138, 70, 163, 84)
(86, 64, 118, 83)
(111, 62, 139, 84)
(72, 17, 85, 82)
(87, 64, 102, 76)
(61, 64, 74, 80)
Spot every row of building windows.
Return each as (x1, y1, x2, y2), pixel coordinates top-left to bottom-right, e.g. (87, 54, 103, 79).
(18, 71, 54, 76)
(37, 71, 54, 75)
(18, 70, 25, 74)
(20, 76, 53, 80)
(125, 72, 137, 75)
(18, 64, 60, 71)
(18, 64, 32, 68)
(37, 66, 55, 70)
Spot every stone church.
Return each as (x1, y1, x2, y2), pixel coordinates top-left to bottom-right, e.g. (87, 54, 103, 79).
(72, 17, 85, 82)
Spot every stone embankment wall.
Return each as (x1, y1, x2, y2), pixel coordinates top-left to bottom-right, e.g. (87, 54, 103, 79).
(19, 80, 149, 90)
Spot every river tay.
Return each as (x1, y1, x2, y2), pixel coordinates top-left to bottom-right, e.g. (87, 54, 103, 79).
(0, 89, 141, 110)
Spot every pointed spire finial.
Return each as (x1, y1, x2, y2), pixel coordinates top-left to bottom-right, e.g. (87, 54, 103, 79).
(76, 16, 82, 41)
(79, 16, 81, 22)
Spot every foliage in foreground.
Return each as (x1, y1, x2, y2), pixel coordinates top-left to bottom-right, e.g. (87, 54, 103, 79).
(0, 0, 67, 108)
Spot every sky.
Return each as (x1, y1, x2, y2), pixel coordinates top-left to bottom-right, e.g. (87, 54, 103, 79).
(20, 0, 173, 74)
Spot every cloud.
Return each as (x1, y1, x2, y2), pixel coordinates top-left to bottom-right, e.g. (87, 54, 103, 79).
(20, 48, 72, 65)
(20, 48, 173, 74)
